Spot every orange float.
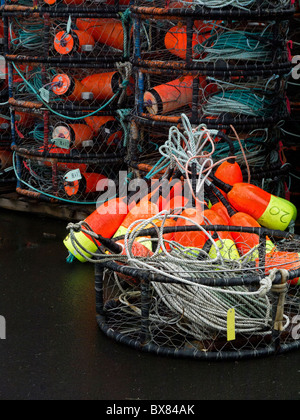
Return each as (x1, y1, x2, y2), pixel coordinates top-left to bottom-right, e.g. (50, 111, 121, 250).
(64, 172, 107, 199)
(52, 123, 94, 149)
(53, 30, 95, 55)
(84, 116, 123, 148)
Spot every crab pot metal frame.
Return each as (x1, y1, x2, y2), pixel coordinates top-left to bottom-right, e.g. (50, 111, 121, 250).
(133, 66, 290, 127)
(14, 149, 126, 203)
(3, 1, 130, 14)
(131, 10, 292, 74)
(130, 4, 295, 19)
(94, 225, 300, 360)
(3, 7, 132, 63)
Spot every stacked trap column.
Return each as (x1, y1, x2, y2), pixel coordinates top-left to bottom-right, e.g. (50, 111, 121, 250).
(0, 8, 15, 190)
(3, 0, 133, 203)
(129, 1, 295, 197)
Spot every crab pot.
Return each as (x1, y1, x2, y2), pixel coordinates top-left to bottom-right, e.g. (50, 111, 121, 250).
(10, 104, 128, 157)
(132, 11, 292, 74)
(93, 225, 300, 360)
(3, 12, 132, 62)
(7, 61, 134, 110)
(14, 150, 126, 203)
(134, 67, 289, 127)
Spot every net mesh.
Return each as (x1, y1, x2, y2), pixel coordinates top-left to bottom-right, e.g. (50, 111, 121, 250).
(68, 217, 300, 359)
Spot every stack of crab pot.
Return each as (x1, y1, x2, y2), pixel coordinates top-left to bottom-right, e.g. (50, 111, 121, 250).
(3, 0, 134, 204)
(129, 0, 295, 198)
(0, 9, 15, 191)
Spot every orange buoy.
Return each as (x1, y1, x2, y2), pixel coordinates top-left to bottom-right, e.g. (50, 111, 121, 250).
(84, 116, 123, 148)
(174, 207, 205, 249)
(258, 250, 300, 285)
(117, 239, 153, 258)
(210, 201, 231, 224)
(214, 160, 244, 187)
(52, 71, 121, 102)
(229, 212, 275, 258)
(64, 172, 107, 199)
(53, 30, 95, 55)
(15, 111, 35, 129)
(63, 197, 129, 262)
(165, 24, 213, 60)
(144, 75, 202, 115)
(52, 123, 94, 149)
(80, 71, 121, 101)
(164, 195, 190, 214)
(226, 183, 297, 231)
(76, 18, 126, 51)
(0, 149, 12, 170)
(114, 199, 160, 238)
(0, 116, 10, 131)
(44, 0, 85, 5)
(52, 74, 87, 102)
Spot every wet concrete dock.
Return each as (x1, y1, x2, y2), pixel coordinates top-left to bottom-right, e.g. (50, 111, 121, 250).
(0, 209, 299, 400)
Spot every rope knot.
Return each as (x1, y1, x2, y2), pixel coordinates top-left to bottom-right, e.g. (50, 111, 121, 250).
(66, 222, 83, 233)
(258, 268, 277, 297)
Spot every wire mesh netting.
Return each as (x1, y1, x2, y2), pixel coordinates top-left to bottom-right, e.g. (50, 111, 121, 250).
(134, 68, 290, 126)
(9, 61, 134, 110)
(132, 14, 291, 73)
(14, 151, 127, 202)
(12, 106, 129, 157)
(4, 13, 132, 62)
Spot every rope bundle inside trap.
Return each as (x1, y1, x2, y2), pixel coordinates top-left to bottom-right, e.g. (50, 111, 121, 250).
(67, 215, 300, 360)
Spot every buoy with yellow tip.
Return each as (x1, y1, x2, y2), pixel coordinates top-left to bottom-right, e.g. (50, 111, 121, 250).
(63, 197, 129, 263)
(203, 209, 240, 260)
(226, 183, 297, 232)
(207, 182, 276, 258)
